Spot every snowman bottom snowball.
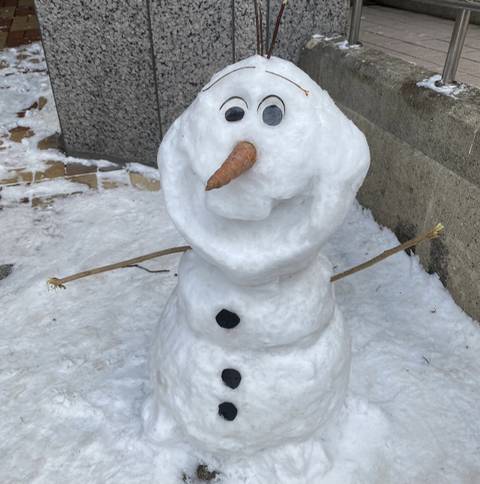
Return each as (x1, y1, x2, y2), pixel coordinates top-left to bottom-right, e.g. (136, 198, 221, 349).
(143, 54, 370, 469)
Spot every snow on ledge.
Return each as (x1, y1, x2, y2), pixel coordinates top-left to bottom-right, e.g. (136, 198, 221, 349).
(417, 74, 466, 98)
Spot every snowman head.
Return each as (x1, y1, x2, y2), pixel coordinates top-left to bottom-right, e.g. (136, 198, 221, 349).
(159, 55, 370, 284)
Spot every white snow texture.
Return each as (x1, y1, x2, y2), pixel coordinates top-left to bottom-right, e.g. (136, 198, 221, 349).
(146, 55, 370, 480)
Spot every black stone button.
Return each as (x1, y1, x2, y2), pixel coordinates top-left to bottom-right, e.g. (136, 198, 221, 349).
(216, 309, 240, 329)
(221, 368, 241, 389)
(218, 402, 238, 421)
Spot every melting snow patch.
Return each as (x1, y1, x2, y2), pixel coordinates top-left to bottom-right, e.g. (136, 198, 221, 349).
(335, 39, 362, 51)
(417, 74, 466, 98)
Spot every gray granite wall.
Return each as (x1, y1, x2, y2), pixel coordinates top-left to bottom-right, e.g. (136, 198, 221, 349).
(35, 0, 348, 165)
(35, 0, 162, 165)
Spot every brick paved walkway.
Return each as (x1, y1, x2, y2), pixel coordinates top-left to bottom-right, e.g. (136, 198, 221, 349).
(361, 6, 480, 88)
(0, 0, 40, 49)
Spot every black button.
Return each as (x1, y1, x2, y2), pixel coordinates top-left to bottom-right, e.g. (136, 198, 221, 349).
(216, 309, 240, 329)
(218, 402, 237, 421)
(221, 368, 241, 389)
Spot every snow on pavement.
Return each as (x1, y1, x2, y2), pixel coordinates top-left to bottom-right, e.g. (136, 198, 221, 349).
(1, 188, 480, 483)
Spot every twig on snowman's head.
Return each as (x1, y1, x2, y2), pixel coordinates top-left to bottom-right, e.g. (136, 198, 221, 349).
(259, 0, 264, 56)
(265, 70, 309, 96)
(267, 0, 288, 59)
(202, 66, 256, 92)
(254, 0, 261, 55)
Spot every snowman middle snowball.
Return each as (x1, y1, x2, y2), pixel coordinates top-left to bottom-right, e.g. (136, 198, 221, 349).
(144, 55, 370, 461)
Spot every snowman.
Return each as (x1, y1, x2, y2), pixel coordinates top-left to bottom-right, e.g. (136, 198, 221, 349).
(143, 53, 370, 481)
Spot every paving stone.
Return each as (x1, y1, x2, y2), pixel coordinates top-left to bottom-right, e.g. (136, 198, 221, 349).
(98, 163, 121, 173)
(17, 97, 47, 117)
(37, 133, 62, 151)
(15, 169, 33, 183)
(6, 30, 24, 47)
(9, 125, 33, 142)
(31, 190, 86, 208)
(0, 173, 19, 185)
(15, 5, 35, 16)
(129, 172, 160, 191)
(38, 96, 47, 110)
(65, 162, 96, 176)
(98, 169, 129, 190)
(23, 28, 40, 42)
(31, 194, 59, 208)
(10, 13, 36, 31)
(34, 161, 65, 182)
(0, 17, 12, 29)
(67, 173, 98, 189)
(0, 6, 15, 18)
(361, 6, 480, 89)
(101, 179, 121, 190)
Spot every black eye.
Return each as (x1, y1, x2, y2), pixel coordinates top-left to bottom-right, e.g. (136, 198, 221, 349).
(258, 95, 285, 127)
(225, 106, 245, 122)
(262, 105, 283, 126)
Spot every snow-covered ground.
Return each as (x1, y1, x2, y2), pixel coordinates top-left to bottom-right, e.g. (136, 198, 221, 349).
(0, 42, 61, 179)
(1, 43, 480, 483)
(2, 190, 480, 483)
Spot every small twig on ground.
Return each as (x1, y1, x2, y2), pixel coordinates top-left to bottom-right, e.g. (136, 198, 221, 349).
(126, 264, 170, 274)
(330, 223, 444, 282)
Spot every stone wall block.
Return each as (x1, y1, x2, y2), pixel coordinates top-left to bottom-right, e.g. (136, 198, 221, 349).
(35, 0, 161, 165)
(149, 0, 234, 132)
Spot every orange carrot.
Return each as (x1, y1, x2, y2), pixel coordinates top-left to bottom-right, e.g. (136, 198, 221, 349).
(205, 141, 257, 191)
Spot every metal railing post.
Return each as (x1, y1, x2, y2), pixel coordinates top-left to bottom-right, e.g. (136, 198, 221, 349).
(348, 0, 364, 45)
(439, 8, 471, 85)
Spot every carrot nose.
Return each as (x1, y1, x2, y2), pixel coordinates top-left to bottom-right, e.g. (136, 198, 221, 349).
(205, 141, 257, 191)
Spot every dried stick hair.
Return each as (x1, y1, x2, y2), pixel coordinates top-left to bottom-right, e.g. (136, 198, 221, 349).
(254, 0, 261, 54)
(259, 1, 264, 56)
(267, 0, 288, 59)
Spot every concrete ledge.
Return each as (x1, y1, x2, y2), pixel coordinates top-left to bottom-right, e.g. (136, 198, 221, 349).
(299, 39, 480, 320)
(300, 39, 480, 187)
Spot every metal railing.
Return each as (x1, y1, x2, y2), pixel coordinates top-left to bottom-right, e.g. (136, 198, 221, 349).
(348, 0, 480, 85)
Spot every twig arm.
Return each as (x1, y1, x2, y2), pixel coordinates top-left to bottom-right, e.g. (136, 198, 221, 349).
(48, 245, 191, 288)
(331, 223, 444, 282)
